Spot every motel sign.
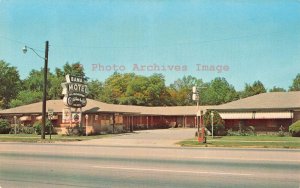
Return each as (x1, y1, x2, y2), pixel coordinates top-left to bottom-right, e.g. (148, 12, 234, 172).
(61, 74, 88, 108)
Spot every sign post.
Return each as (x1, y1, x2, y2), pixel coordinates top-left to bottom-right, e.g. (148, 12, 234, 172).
(85, 114, 89, 136)
(48, 109, 54, 139)
(13, 116, 17, 134)
(61, 74, 88, 135)
(211, 111, 214, 139)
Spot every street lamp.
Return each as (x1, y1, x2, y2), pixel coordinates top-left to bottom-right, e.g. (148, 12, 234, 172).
(22, 41, 49, 139)
(211, 111, 214, 139)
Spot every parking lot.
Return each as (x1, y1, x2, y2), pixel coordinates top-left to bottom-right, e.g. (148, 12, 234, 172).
(70, 128, 196, 147)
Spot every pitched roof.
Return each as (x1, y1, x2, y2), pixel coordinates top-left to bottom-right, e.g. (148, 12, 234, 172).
(211, 91, 300, 111)
(0, 99, 210, 116)
(0, 99, 143, 115)
(1, 91, 299, 116)
(141, 105, 211, 116)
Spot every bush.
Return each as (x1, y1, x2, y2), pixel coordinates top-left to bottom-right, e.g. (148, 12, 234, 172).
(19, 125, 35, 134)
(203, 111, 226, 136)
(227, 125, 256, 136)
(227, 129, 242, 136)
(206, 124, 227, 136)
(0, 119, 11, 134)
(106, 125, 125, 134)
(66, 123, 83, 136)
(278, 125, 285, 137)
(289, 121, 300, 137)
(33, 120, 52, 135)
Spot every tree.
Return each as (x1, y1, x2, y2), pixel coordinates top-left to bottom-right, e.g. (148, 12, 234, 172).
(289, 74, 300, 91)
(168, 76, 204, 106)
(22, 69, 49, 92)
(12, 62, 87, 107)
(124, 75, 150, 105)
(100, 73, 170, 106)
(203, 111, 226, 136)
(241, 80, 266, 98)
(269, 86, 286, 92)
(200, 77, 239, 105)
(143, 74, 170, 106)
(63, 62, 86, 79)
(9, 90, 43, 108)
(49, 63, 87, 99)
(100, 73, 135, 104)
(0, 60, 21, 109)
(48, 74, 64, 99)
(87, 80, 104, 99)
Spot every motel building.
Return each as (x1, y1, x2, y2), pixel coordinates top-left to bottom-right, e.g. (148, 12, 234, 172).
(0, 91, 299, 135)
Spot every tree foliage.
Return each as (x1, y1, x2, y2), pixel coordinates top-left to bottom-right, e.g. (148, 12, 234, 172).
(9, 90, 43, 108)
(99, 73, 170, 106)
(269, 86, 286, 92)
(203, 111, 226, 136)
(0, 60, 21, 109)
(7, 62, 85, 108)
(289, 74, 300, 91)
(63, 62, 86, 78)
(200, 77, 239, 105)
(87, 80, 104, 99)
(169, 76, 204, 106)
(99, 73, 135, 104)
(1, 58, 299, 109)
(241, 80, 266, 98)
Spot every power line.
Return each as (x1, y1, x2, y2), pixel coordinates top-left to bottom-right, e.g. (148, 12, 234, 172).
(1, 30, 286, 51)
(52, 30, 286, 49)
(0, 35, 45, 52)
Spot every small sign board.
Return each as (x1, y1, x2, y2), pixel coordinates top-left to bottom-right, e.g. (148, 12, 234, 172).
(48, 109, 54, 119)
(62, 108, 82, 123)
(62, 108, 71, 123)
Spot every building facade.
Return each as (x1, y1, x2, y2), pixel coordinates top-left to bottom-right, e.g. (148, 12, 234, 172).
(0, 92, 299, 134)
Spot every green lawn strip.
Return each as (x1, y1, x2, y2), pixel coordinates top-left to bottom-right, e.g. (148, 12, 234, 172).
(214, 135, 300, 142)
(178, 136, 300, 149)
(0, 134, 113, 143)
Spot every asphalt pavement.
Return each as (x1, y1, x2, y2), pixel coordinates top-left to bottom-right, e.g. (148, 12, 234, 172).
(0, 128, 300, 188)
(65, 128, 196, 147)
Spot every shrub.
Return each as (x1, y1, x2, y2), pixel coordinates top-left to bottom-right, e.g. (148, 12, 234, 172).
(227, 125, 256, 136)
(277, 125, 285, 137)
(289, 121, 300, 137)
(0, 119, 11, 134)
(227, 129, 241, 136)
(66, 123, 83, 136)
(106, 125, 125, 134)
(203, 111, 226, 136)
(206, 124, 227, 136)
(33, 120, 52, 135)
(19, 125, 35, 134)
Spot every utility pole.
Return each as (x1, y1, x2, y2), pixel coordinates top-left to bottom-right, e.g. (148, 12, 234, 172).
(41, 41, 49, 139)
(23, 41, 49, 139)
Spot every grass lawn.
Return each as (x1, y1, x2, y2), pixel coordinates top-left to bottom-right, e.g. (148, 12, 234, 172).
(178, 135, 300, 149)
(0, 134, 113, 143)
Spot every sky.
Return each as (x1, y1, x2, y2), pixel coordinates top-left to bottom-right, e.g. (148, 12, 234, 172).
(0, 0, 299, 91)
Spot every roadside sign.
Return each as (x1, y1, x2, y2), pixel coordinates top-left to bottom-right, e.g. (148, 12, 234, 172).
(48, 109, 54, 119)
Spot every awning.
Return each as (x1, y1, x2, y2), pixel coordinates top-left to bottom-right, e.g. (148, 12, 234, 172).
(50, 115, 58, 120)
(219, 111, 293, 120)
(255, 112, 293, 119)
(220, 112, 253, 119)
(36, 115, 58, 120)
(36, 116, 42, 120)
(20, 116, 32, 121)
